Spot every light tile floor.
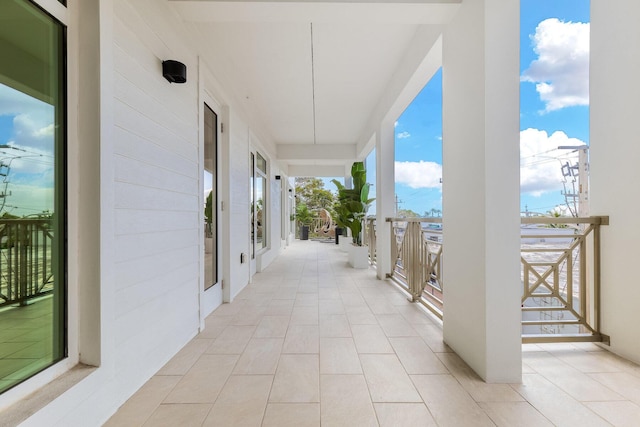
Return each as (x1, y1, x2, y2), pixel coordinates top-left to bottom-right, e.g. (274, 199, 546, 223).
(106, 240, 640, 426)
(0, 295, 55, 393)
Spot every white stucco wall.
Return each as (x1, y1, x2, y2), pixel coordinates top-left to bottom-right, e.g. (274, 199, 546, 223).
(590, 1, 640, 365)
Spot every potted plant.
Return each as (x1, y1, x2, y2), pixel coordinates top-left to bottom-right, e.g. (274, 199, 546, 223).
(332, 199, 348, 249)
(332, 162, 375, 268)
(295, 202, 315, 240)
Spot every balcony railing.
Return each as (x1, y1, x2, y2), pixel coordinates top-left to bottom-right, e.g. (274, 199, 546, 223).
(0, 219, 55, 307)
(364, 217, 376, 263)
(381, 216, 609, 343)
(385, 218, 443, 318)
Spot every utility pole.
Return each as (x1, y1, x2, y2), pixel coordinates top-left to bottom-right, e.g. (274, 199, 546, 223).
(558, 145, 589, 217)
(395, 194, 402, 215)
(577, 147, 589, 217)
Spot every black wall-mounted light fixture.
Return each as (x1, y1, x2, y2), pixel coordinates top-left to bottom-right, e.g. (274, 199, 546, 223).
(275, 175, 281, 180)
(162, 60, 187, 83)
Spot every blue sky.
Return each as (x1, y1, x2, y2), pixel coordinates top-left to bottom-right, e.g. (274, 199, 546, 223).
(389, 0, 590, 217)
(0, 84, 55, 216)
(1, 1, 590, 218)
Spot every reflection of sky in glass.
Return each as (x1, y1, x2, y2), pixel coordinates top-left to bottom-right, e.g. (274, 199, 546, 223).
(204, 170, 213, 195)
(0, 83, 55, 216)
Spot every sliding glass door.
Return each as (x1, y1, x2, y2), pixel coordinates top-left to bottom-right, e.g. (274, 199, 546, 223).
(0, 0, 66, 394)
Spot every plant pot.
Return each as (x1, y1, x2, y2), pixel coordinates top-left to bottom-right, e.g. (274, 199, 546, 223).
(348, 244, 369, 269)
(300, 225, 309, 240)
(339, 236, 350, 252)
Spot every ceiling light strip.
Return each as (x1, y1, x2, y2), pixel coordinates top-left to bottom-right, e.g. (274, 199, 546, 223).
(310, 23, 317, 145)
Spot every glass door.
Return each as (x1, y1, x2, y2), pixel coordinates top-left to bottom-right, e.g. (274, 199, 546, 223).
(0, 0, 66, 394)
(203, 104, 218, 290)
(251, 152, 267, 256)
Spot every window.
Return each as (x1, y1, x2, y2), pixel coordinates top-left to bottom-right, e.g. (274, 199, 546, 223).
(203, 104, 217, 290)
(0, 0, 66, 394)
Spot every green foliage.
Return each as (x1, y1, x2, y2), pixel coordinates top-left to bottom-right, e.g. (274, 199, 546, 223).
(332, 162, 375, 246)
(295, 178, 336, 214)
(546, 210, 568, 228)
(424, 208, 442, 218)
(397, 209, 420, 218)
(1, 212, 20, 220)
(205, 191, 213, 225)
(295, 202, 315, 226)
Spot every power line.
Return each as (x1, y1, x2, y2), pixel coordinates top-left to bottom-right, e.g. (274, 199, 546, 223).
(520, 147, 562, 160)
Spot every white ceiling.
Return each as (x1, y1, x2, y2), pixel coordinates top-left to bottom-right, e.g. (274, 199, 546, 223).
(170, 0, 460, 175)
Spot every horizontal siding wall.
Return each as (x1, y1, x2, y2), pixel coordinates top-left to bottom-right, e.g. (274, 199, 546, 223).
(22, 0, 285, 424)
(110, 0, 200, 401)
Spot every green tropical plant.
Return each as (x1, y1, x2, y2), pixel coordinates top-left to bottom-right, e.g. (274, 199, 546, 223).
(546, 210, 568, 228)
(331, 162, 375, 246)
(295, 202, 315, 226)
(205, 191, 213, 237)
(205, 191, 213, 225)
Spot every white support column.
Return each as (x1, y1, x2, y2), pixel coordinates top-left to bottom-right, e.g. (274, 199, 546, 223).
(442, 0, 521, 382)
(375, 121, 395, 280)
(591, 1, 640, 365)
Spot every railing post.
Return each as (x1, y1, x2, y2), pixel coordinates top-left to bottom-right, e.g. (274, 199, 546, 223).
(406, 221, 424, 302)
(388, 220, 395, 277)
(593, 218, 602, 335)
(368, 219, 376, 263)
(19, 223, 28, 306)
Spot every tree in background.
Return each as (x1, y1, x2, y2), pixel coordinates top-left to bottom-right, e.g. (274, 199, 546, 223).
(397, 209, 420, 218)
(295, 178, 336, 215)
(424, 208, 442, 217)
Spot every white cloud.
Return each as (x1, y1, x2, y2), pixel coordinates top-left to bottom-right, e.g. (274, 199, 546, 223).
(395, 161, 442, 189)
(520, 128, 584, 196)
(396, 131, 411, 139)
(0, 84, 56, 203)
(394, 121, 398, 128)
(521, 18, 589, 112)
(9, 114, 55, 153)
(0, 83, 53, 124)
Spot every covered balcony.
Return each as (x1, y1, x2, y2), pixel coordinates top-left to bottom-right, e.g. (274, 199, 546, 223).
(2, 0, 640, 425)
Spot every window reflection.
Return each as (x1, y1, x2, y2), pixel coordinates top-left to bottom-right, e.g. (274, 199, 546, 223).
(0, 0, 66, 394)
(252, 152, 267, 253)
(203, 105, 217, 289)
